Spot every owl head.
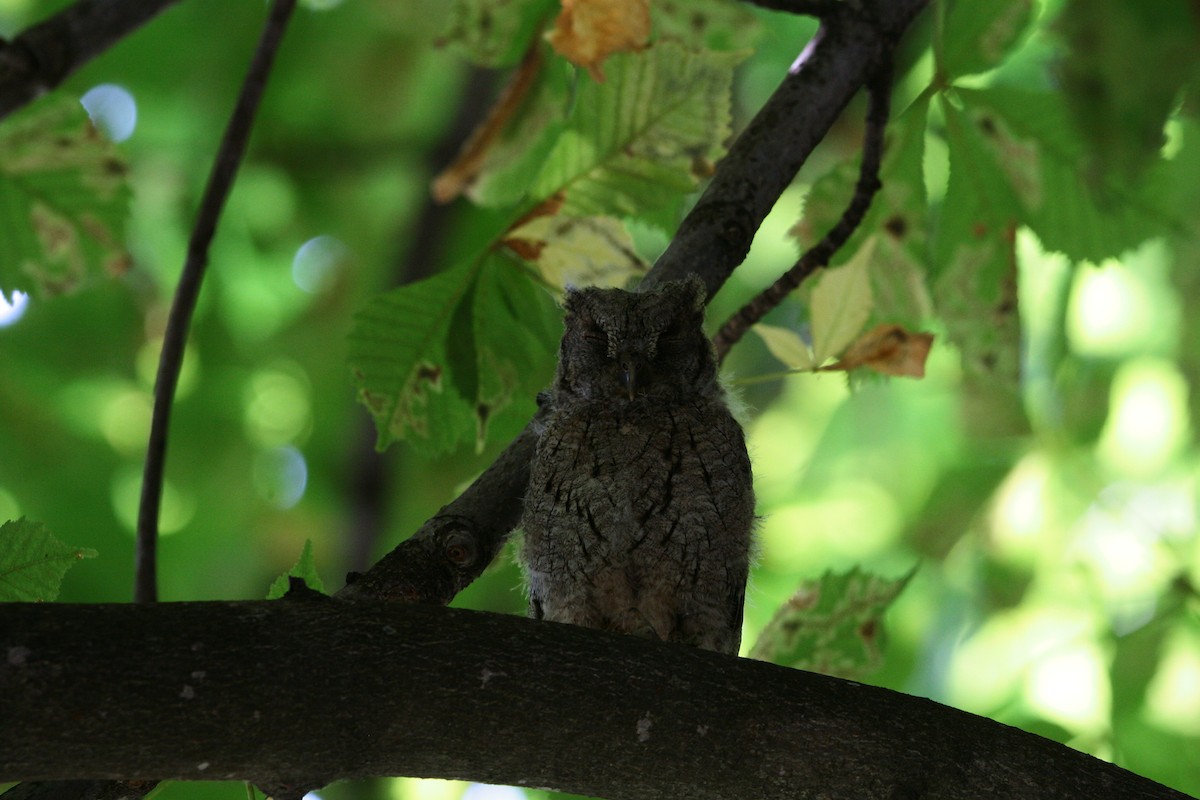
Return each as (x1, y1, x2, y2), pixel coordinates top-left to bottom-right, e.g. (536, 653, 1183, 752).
(554, 276, 718, 403)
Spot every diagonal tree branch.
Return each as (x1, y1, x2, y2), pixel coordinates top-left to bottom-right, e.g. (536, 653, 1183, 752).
(1, 601, 1191, 800)
(0, 0, 187, 122)
(135, 0, 297, 602)
(339, 0, 931, 607)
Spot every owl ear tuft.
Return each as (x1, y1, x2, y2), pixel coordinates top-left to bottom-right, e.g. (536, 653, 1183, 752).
(670, 274, 707, 311)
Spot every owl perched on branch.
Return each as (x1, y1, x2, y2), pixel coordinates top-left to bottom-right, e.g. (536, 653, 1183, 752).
(520, 276, 755, 655)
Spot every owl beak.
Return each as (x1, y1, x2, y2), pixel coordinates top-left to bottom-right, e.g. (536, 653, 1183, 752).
(619, 359, 639, 400)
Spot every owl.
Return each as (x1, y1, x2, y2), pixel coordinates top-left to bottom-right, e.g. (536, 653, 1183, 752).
(520, 276, 755, 655)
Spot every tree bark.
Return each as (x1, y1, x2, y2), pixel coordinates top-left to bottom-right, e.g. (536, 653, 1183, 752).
(0, 0, 187, 121)
(1, 601, 1192, 800)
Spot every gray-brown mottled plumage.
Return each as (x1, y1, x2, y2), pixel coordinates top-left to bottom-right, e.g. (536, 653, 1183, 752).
(520, 276, 754, 654)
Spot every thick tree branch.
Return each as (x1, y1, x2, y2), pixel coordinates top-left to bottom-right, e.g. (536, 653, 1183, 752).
(0, 0, 186, 122)
(1, 601, 1190, 800)
(135, 0, 297, 603)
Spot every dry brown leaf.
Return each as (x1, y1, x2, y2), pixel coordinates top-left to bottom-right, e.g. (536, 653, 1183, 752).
(547, 0, 651, 82)
(824, 323, 934, 378)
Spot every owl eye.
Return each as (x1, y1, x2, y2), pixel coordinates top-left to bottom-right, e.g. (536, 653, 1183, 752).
(581, 322, 607, 343)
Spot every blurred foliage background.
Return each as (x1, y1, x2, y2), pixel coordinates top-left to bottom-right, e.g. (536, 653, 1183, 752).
(1, 0, 1199, 798)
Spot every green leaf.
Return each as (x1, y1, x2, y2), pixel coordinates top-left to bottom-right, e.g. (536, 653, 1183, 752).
(753, 323, 815, 371)
(472, 253, 560, 447)
(810, 236, 876, 363)
(1055, 0, 1200, 186)
(0, 518, 97, 602)
(349, 263, 478, 454)
(349, 255, 559, 455)
(531, 40, 743, 230)
(938, 0, 1035, 80)
(440, 0, 558, 68)
(0, 99, 131, 298)
(654, 0, 762, 51)
(750, 567, 915, 679)
(933, 95, 1021, 385)
(952, 87, 1166, 262)
(267, 539, 325, 599)
(468, 57, 574, 209)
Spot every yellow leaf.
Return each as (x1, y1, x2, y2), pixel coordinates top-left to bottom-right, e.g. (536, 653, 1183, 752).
(752, 323, 815, 371)
(547, 0, 651, 82)
(824, 323, 935, 378)
(810, 236, 876, 363)
(502, 214, 648, 290)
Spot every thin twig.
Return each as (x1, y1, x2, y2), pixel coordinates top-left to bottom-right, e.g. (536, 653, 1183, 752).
(135, 0, 297, 604)
(712, 59, 894, 363)
(0, 0, 188, 122)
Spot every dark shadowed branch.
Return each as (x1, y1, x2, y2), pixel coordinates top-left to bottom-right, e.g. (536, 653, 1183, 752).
(712, 60, 893, 362)
(0, 0, 187, 121)
(135, 0, 297, 603)
(1, 601, 1191, 800)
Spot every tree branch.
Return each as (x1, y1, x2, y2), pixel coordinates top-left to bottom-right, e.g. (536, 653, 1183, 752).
(712, 60, 892, 362)
(1, 601, 1190, 800)
(640, 0, 923, 298)
(0, 0, 187, 122)
(134, 0, 297, 604)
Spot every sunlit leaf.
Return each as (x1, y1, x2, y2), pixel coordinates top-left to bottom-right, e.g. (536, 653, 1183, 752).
(826, 323, 934, 378)
(531, 40, 742, 230)
(502, 214, 648, 290)
(547, 0, 651, 82)
(266, 539, 325, 599)
(753, 323, 815, 371)
(0, 99, 131, 298)
(466, 57, 575, 208)
(750, 567, 915, 679)
(810, 236, 876, 364)
(938, 0, 1034, 80)
(0, 518, 97, 602)
(440, 0, 558, 68)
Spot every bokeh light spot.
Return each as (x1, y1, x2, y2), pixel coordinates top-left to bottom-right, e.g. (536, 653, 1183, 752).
(101, 389, 153, 456)
(1097, 359, 1189, 476)
(0, 486, 20, 521)
(1145, 627, 1200, 736)
(111, 467, 195, 536)
(244, 365, 312, 447)
(253, 445, 308, 509)
(0, 290, 30, 327)
(292, 235, 349, 294)
(1024, 642, 1110, 734)
(80, 84, 137, 142)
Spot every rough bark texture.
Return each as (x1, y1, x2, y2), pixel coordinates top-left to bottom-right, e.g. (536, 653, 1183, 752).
(2, 601, 1191, 799)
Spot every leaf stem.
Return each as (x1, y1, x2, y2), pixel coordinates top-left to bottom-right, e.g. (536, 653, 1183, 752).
(135, 0, 297, 604)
